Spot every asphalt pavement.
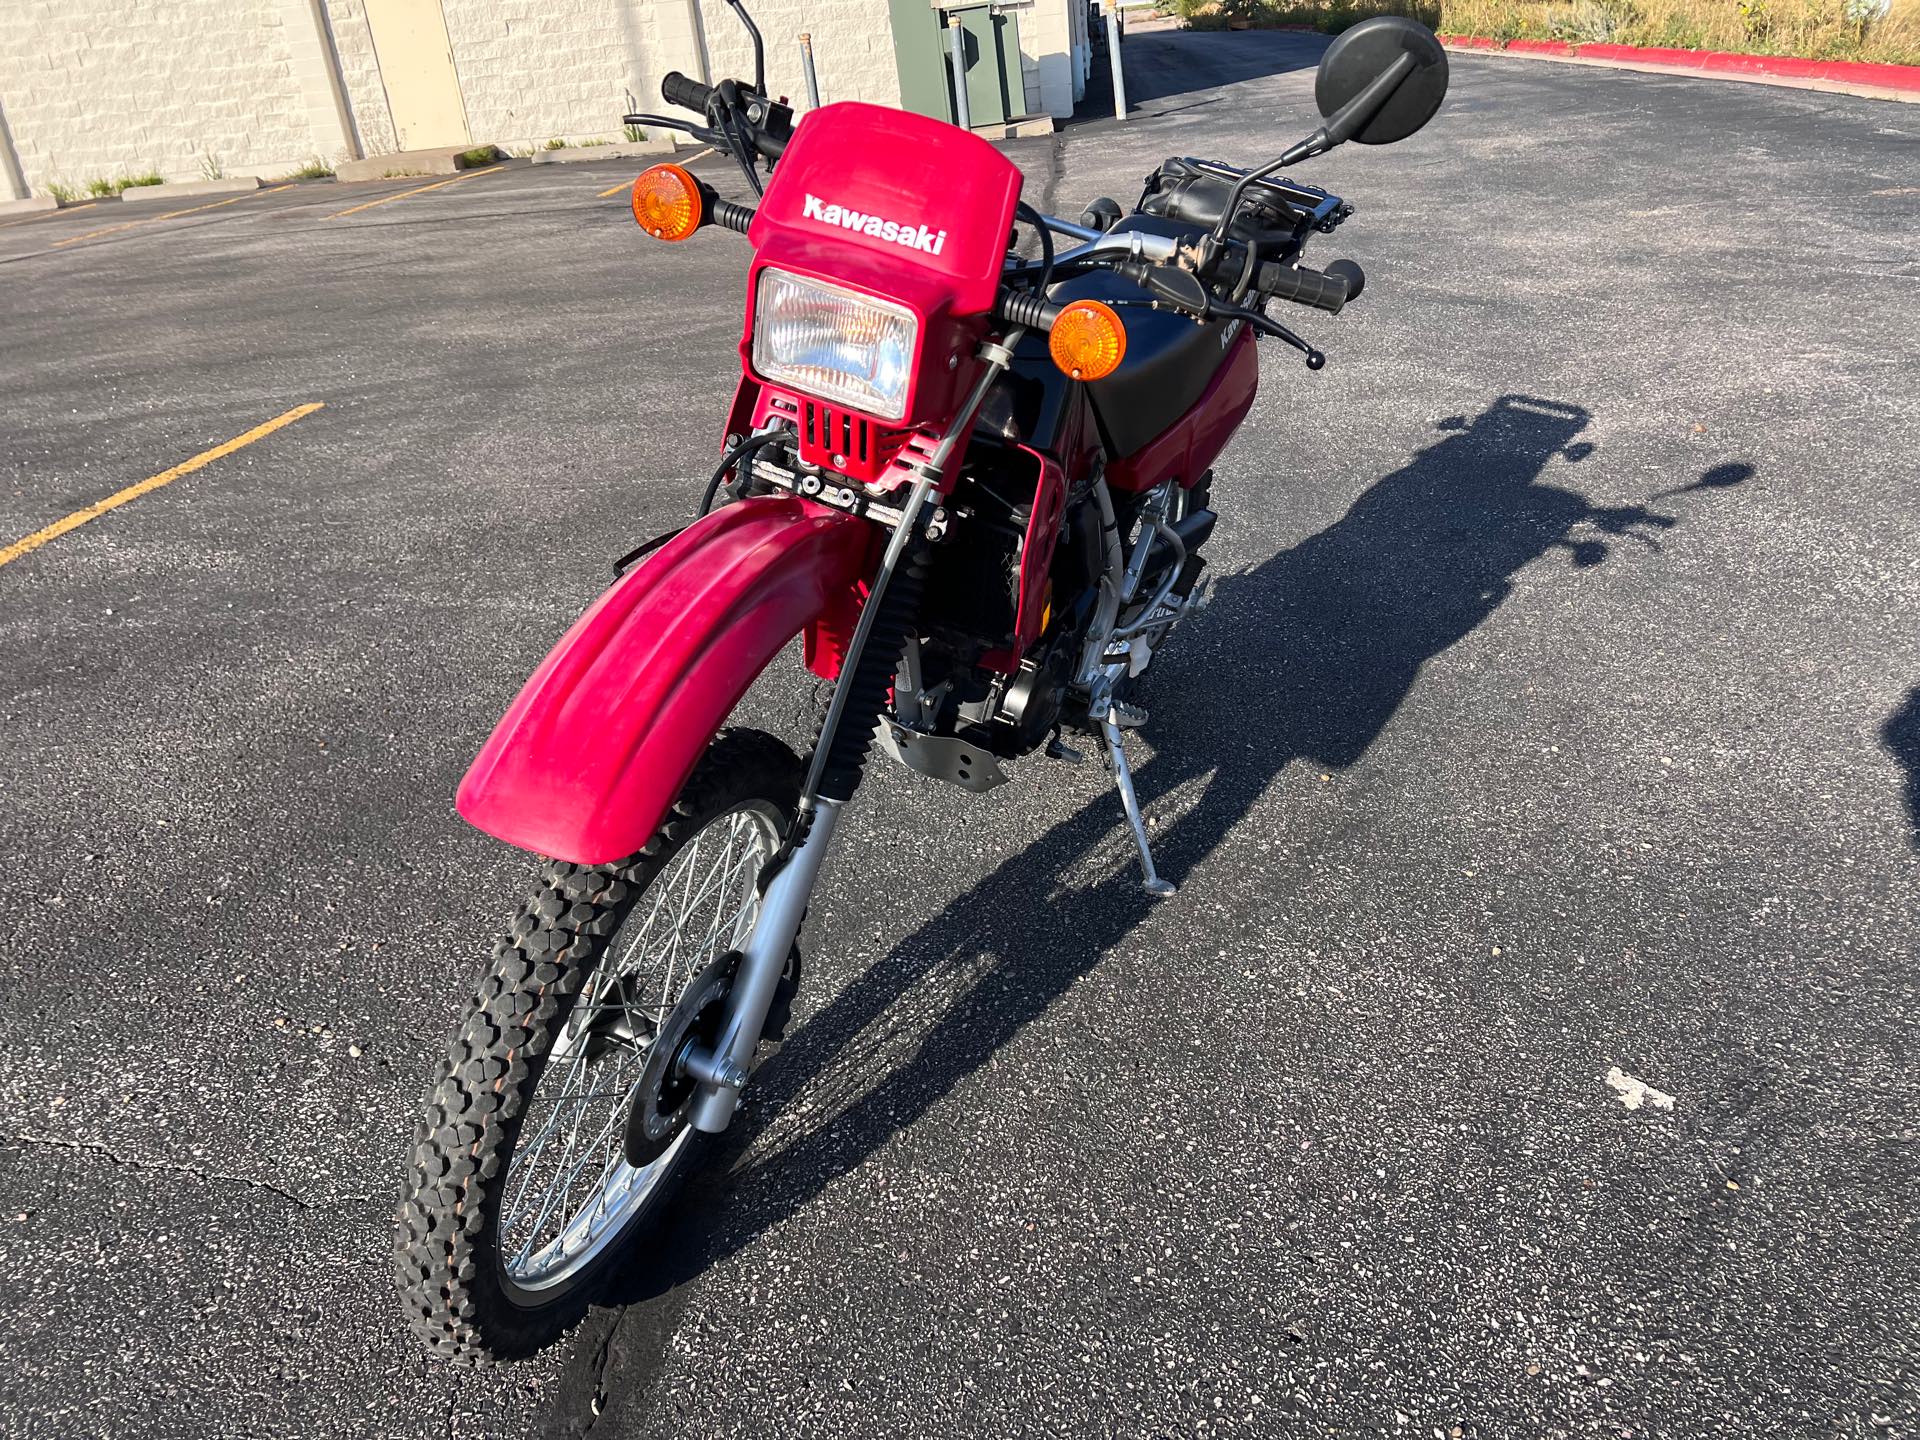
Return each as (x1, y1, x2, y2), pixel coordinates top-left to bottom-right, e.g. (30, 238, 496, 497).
(1, 29, 1917, 1440)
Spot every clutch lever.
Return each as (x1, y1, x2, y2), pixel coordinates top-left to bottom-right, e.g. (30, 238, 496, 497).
(622, 112, 726, 149)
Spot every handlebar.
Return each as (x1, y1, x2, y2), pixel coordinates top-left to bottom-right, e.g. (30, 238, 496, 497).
(686, 193, 1350, 363)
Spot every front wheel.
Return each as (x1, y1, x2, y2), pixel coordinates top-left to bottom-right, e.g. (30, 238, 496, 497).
(395, 728, 801, 1363)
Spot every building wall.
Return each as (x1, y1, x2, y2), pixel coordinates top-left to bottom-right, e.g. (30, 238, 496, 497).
(323, 0, 401, 155)
(688, 0, 903, 115)
(1021, 0, 1073, 118)
(0, 0, 341, 196)
(0, 0, 910, 201)
(439, 0, 654, 148)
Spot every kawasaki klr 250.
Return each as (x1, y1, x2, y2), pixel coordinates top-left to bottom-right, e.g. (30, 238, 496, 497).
(398, 13, 1449, 1361)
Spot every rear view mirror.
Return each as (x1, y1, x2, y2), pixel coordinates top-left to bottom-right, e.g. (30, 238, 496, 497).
(1314, 16, 1449, 146)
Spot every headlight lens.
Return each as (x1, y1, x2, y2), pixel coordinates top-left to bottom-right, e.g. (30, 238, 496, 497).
(751, 269, 918, 422)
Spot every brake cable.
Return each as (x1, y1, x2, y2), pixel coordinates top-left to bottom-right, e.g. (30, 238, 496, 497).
(1012, 201, 1055, 292)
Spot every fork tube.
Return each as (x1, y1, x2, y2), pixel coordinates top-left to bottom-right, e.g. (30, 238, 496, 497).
(687, 797, 843, 1132)
(690, 335, 1025, 1132)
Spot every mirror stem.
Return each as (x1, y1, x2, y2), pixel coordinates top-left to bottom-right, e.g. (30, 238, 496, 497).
(1209, 134, 1322, 248)
(724, 0, 767, 97)
(1209, 47, 1419, 250)
(1321, 49, 1417, 146)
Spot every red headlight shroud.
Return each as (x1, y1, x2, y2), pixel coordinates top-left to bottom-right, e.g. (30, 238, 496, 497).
(741, 102, 1024, 435)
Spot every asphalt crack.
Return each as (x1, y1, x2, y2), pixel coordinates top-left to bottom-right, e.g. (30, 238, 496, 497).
(11, 1131, 374, 1212)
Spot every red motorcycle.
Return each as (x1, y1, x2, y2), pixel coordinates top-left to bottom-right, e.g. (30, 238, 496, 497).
(397, 13, 1449, 1362)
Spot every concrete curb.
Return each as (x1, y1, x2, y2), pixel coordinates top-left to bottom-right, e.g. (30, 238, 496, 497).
(0, 196, 59, 217)
(118, 176, 264, 204)
(336, 145, 498, 183)
(1440, 34, 1920, 102)
(530, 138, 675, 164)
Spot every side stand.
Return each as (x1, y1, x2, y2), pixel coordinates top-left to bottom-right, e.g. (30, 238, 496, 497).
(1100, 712, 1175, 898)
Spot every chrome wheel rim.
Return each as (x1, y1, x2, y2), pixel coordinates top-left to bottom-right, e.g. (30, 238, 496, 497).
(498, 802, 780, 1292)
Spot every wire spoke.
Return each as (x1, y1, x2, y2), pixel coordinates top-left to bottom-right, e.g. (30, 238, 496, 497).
(499, 800, 779, 1290)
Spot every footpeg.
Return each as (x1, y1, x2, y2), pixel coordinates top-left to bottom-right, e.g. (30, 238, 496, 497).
(1108, 697, 1149, 729)
(1101, 714, 1175, 898)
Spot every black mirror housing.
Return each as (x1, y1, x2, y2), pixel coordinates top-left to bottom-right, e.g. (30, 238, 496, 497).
(1315, 16, 1449, 146)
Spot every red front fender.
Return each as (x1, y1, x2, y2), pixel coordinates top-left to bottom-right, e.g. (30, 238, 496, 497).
(457, 495, 872, 864)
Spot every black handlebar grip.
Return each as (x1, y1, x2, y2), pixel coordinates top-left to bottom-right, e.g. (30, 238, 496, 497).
(711, 198, 754, 235)
(1257, 262, 1350, 314)
(1323, 258, 1365, 304)
(662, 70, 716, 113)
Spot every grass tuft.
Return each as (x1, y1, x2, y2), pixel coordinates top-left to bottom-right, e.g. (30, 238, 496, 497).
(47, 181, 78, 204)
(75, 171, 166, 197)
(459, 146, 499, 166)
(280, 157, 336, 181)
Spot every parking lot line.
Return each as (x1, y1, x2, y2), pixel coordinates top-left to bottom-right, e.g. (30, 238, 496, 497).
(51, 186, 294, 250)
(597, 148, 713, 197)
(0, 402, 325, 571)
(324, 165, 503, 220)
(0, 202, 96, 231)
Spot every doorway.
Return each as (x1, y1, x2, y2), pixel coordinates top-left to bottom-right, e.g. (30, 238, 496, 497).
(363, 0, 471, 150)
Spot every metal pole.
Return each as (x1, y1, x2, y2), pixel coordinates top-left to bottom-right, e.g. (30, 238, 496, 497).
(947, 16, 972, 131)
(1105, 2, 1127, 122)
(798, 32, 822, 109)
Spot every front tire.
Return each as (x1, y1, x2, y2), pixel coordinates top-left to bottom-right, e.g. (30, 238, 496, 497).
(395, 728, 801, 1363)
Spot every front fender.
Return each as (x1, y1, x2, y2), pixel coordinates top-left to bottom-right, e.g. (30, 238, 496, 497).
(457, 495, 872, 864)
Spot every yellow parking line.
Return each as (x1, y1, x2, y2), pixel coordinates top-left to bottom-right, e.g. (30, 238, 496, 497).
(0, 201, 96, 231)
(325, 165, 503, 220)
(52, 186, 294, 250)
(0, 403, 324, 571)
(598, 147, 713, 197)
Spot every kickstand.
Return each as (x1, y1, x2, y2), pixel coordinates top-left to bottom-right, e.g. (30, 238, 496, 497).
(1100, 713, 1176, 898)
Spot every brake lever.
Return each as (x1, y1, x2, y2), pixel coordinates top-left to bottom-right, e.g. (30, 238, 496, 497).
(1215, 301, 1326, 370)
(1113, 260, 1326, 369)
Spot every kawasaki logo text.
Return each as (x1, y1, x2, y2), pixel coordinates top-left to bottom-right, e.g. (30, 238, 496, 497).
(801, 193, 947, 256)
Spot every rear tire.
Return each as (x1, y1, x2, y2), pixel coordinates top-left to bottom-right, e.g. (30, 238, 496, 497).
(395, 728, 801, 1363)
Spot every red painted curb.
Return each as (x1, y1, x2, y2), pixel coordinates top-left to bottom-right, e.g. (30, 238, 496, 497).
(1437, 33, 1920, 93)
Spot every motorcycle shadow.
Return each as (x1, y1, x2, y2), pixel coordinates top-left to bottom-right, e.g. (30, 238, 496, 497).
(1884, 688, 1920, 851)
(551, 396, 1750, 1427)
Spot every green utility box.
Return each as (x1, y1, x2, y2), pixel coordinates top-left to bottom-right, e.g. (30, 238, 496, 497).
(890, 0, 1029, 129)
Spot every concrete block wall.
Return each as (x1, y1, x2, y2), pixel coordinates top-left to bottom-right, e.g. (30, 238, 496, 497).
(1017, 0, 1085, 119)
(0, 0, 921, 200)
(322, 0, 400, 156)
(0, 0, 340, 196)
(440, 0, 655, 149)
(686, 0, 903, 114)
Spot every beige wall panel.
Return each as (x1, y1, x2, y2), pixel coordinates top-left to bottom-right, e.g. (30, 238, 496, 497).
(363, 0, 472, 147)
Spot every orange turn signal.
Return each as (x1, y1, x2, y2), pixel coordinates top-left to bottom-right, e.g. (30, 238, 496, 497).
(631, 163, 703, 241)
(1048, 300, 1127, 382)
